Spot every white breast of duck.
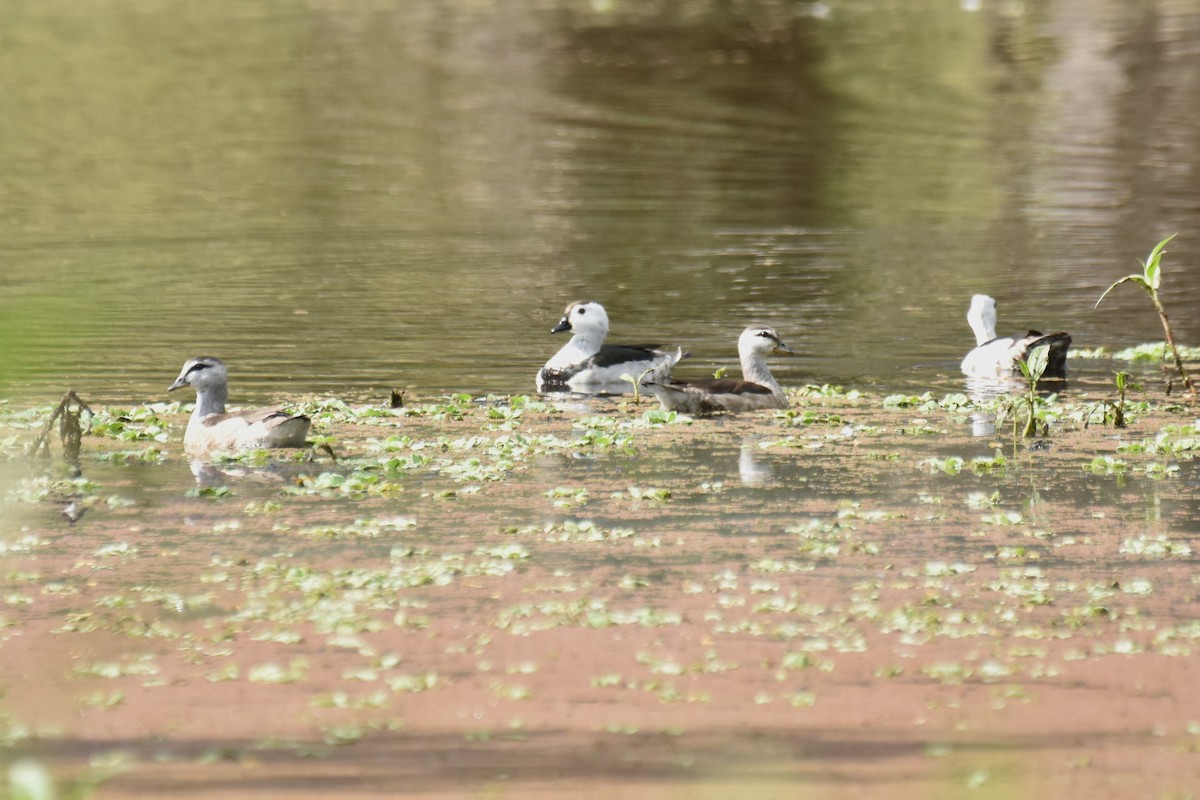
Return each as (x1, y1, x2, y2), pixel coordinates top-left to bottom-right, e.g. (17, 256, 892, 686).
(536, 300, 682, 392)
(960, 295, 1071, 378)
(169, 356, 311, 456)
(646, 325, 793, 415)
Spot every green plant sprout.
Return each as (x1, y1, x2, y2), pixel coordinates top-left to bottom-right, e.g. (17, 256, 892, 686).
(997, 344, 1050, 439)
(620, 364, 660, 404)
(1095, 233, 1197, 404)
(1086, 371, 1141, 429)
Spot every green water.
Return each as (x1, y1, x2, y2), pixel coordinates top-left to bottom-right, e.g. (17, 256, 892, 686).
(1, 0, 1198, 406)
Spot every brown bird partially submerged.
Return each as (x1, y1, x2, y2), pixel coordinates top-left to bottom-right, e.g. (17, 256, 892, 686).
(645, 325, 793, 415)
(168, 356, 310, 456)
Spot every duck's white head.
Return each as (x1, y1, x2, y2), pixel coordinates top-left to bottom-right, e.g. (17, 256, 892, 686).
(739, 325, 793, 358)
(967, 294, 998, 345)
(168, 356, 229, 395)
(550, 300, 610, 341)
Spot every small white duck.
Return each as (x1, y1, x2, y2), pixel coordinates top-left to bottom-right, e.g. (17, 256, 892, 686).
(645, 325, 793, 415)
(168, 356, 311, 456)
(536, 301, 683, 393)
(960, 295, 1071, 378)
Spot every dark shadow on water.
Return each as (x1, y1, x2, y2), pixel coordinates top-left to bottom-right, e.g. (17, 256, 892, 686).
(12, 724, 1164, 796)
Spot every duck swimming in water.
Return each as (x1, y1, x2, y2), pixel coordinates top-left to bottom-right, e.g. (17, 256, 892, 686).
(536, 301, 683, 393)
(960, 295, 1071, 378)
(168, 356, 311, 456)
(644, 325, 792, 415)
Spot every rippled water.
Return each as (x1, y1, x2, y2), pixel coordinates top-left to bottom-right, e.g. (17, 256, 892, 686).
(2, 0, 1199, 407)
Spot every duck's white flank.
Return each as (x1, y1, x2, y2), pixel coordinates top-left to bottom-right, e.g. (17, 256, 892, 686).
(168, 356, 310, 456)
(645, 325, 793, 415)
(536, 300, 682, 392)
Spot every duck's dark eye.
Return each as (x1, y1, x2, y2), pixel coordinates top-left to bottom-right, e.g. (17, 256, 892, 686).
(577, 307, 587, 315)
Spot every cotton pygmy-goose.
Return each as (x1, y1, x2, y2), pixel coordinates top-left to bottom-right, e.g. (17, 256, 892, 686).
(168, 356, 311, 456)
(645, 325, 793, 415)
(960, 295, 1071, 378)
(536, 300, 683, 393)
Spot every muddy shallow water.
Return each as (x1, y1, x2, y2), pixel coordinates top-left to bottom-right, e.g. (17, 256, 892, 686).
(1, 379, 1199, 798)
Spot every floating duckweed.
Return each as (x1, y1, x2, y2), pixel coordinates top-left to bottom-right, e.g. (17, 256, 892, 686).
(248, 660, 309, 684)
(8, 476, 101, 503)
(1120, 536, 1192, 558)
(187, 485, 233, 499)
(489, 682, 532, 701)
(206, 665, 240, 682)
(72, 656, 159, 679)
(1138, 462, 1180, 478)
(1112, 342, 1200, 362)
(969, 452, 1007, 473)
(1121, 578, 1154, 596)
(788, 691, 817, 708)
(545, 486, 589, 508)
(386, 672, 438, 693)
(883, 393, 936, 410)
(923, 662, 971, 684)
(775, 409, 846, 426)
(780, 652, 823, 671)
(623, 486, 671, 502)
(981, 511, 1023, 526)
(640, 409, 685, 426)
(90, 405, 173, 443)
(475, 543, 529, 560)
(1083, 455, 1127, 475)
(79, 690, 125, 710)
(924, 562, 976, 577)
(1109, 639, 1144, 655)
(836, 503, 902, 522)
(795, 384, 860, 400)
(920, 456, 965, 475)
(0, 535, 47, 555)
(965, 491, 1000, 509)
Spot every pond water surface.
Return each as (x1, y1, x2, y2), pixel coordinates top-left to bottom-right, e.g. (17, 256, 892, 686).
(2, 0, 1200, 405)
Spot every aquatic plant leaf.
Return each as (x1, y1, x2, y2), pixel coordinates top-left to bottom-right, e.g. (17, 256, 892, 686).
(1142, 232, 1177, 291)
(1096, 233, 1176, 306)
(1023, 344, 1050, 383)
(1141, 259, 1159, 291)
(1095, 275, 1148, 308)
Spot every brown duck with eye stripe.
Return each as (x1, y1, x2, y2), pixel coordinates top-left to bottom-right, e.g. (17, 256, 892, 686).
(645, 326, 793, 415)
(168, 356, 310, 456)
